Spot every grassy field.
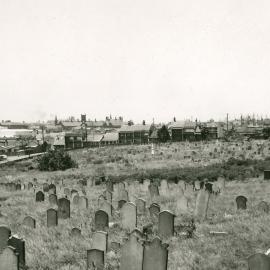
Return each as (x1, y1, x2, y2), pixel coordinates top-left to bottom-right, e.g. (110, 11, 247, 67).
(1, 141, 270, 269)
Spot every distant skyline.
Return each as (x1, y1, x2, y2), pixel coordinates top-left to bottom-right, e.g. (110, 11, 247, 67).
(1, 0, 270, 123)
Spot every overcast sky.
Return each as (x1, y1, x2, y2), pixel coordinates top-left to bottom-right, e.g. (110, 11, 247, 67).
(0, 0, 270, 124)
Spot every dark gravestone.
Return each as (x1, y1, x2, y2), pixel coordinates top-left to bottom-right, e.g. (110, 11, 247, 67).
(194, 190, 210, 221)
(236, 196, 247, 210)
(58, 198, 70, 219)
(95, 210, 109, 231)
(142, 237, 169, 270)
(71, 228, 81, 237)
(49, 194, 58, 206)
(110, 241, 121, 251)
(15, 184, 21, 191)
(73, 195, 80, 205)
(257, 201, 270, 213)
(0, 246, 19, 270)
(8, 235, 25, 268)
(43, 183, 49, 192)
(0, 225, 11, 251)
(264, 170, 270, 180)
(120, 235, 144, 270)
(86, 249, 104, 270)
(118, 200, 127, 209)
(78, 196, 88, 209)
(248, 253, 270, 270)
(71, 189, 79, 198)
(48, 184, 56, 195)
(149, 203, 160, 219)
(22, 216, 36, 229)
(205, 183, 213, 193)
(158, 210, 175, 238)
(36, 191, 45, 202)
(47, 209, 58, 227)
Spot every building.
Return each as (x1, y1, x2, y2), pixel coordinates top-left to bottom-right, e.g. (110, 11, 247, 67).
(118, 124, 151, 144)
(101, 132, 119, 145)
(0, 121, 29, 129)
(168, 121, 198, 141)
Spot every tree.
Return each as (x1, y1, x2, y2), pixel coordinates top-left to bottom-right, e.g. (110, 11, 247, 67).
(201, 127, 209, 140)
(158, 125, 170, 143)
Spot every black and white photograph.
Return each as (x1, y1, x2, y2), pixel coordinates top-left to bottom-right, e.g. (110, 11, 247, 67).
(1, 0, 270, 269)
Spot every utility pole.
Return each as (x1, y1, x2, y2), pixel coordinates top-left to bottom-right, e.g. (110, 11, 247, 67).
(226, 113, 229, 132)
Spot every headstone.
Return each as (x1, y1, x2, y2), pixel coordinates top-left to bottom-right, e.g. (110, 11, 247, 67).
(194, 180, 200, 191)
(142, 237, 168, 270)
(135, 198, 146, 214)
(257, 201, 270, 213)
(95, 210, 109, 231)
(248, 253, 270, 270)
(264, 170, 270, 180)
(49, 194, 58, 205)
(118, 200, 127, 210)
(15, 184, 21, 191)
(58, 198, 70, 219)
(22, 216, 36, 229)
(110, 241, 121, 251)
(236, 196, 247, 210)
(130, 228, 144, 241)
(106, 181, 113, 192)
(92, 231, 108, 252)
(78, 196, 88, 209)
(119, 235, 144, 270)
(121, 202, 137, 231)
(0, 246, 19, 270)
(104, 190, 112, 203)
(119, 189, 129, 202)
(176, 196, 188, 214)
(8, 235, 25, 268)
(71, 189, 79, 199)
(73, 195, 79, 205)
(142, 179, 150, 192)
(158, 210, 175, 238)
(47, 209, 58, 227)
(64, 188, 71, 198)
(27, 182, 33, 190)
(149, 203, 160, 220)
(36, 191, 44, 202)
(43, 183, 49, 192)
(100, 201, 113, 218)
(0, 225, 11, 251)
(98, 195, 106, 207)
(148, 183, 159, 199)
(194, 190, 210, 221)
(160, 180, 169, 195)
(178, 180, 186, 191)
(86, 249, 104, 270)
(71, 228, 81, 237)
(48, 184, 56, 195)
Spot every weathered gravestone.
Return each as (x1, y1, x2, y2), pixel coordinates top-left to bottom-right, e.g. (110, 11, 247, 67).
(142, 237, 169, 270)
(100, 201, 113, 218)
(121, 202, 137, 231)
(194, 180, 200, 191)
(92, 231, 108, 252)
(118, 200, 127, 210)
(158, 210, 175, 238)
(78, 196, 88, 209)
(142, 179, 150, 192)
(95, 210, 109, 231)
(110, 241, 121, 251)
(120, 235, 144, 270)
(130, 228, 145, 241)
(178, 180, 186, 191)
(49, 194, 58, 205)
(73, 195, 80, 205)
(217, 176, 226, 191)
(22, 216, 36, 229)
(47, 209, 58, 227)
(257, 201, 270, 213)
(58, 198, 70, 219)
(48, 184, 56, 195)
(27, 182, 33, 190)
(15, 184, 21, 191)
(160, 180, 169, 195)
(106, 181, 113, 192)
(236, 196, 247, 210)
(194, 190, 210, 221)
(64, 188, 71, 198)
(71, 189, 79, 199)
(119, 189, 129, 202)
(0, 246, 19, 270)
(8, 235, 25, 268)
(149, 203, 160, 220)
(135, 198, 146, 214)
(176, 195, 188, 214)
(0, 225, 11, 251)
(36, 191, 45, 202)
(148, 183, 159, 199)
(43, 183, 49, 192)
(86, 249, 104, 270)
(71, 228, 81, 237)
(104, 190, 112, 203)
(248, 253, 270, 270)
(264, 170, 270, 180)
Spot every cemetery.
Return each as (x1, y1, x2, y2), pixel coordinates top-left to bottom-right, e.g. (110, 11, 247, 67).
(1, 140, 270, 269)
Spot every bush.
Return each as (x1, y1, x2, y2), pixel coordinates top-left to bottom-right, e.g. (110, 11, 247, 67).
(37, 150, 78, 171)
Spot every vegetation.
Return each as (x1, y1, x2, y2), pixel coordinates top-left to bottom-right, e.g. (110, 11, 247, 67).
(37, 150, 78, 171)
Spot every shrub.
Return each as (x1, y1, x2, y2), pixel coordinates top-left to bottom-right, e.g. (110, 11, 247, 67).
(37, 150, 78, 171)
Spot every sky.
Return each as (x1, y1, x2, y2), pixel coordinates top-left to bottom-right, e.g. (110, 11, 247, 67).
(0, 0, 270, 124)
